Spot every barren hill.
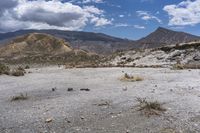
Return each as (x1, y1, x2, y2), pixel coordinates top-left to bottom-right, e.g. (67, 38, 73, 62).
(0, 33, 100, 65)
(0, 33, 72, 57)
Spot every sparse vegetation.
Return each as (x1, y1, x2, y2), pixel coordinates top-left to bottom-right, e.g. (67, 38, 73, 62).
(11, 93, 28, 101)
(120, 73, 143, 82)
(25, 65, 30, 69)
(136, 97, 166, 116)
(172, 63, 184, 70)
(10, 66, 26, 76)
(0, 63, 10, 75)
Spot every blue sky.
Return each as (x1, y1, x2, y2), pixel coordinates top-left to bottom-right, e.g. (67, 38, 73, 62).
(0, 0, 199, 40)
(71, 0, 200, 40)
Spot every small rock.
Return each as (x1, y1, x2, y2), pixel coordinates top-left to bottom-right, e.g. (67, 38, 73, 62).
(123, 87, 127, 91)
(80, 88, 90, 91)
(80, 116, 85, 120)
(45, 118, 53, 123)
(68, 88, 73, 91)
(151, 89, 155, 93)
(193, 55, 200, 61)
(52, 87, 56, 91)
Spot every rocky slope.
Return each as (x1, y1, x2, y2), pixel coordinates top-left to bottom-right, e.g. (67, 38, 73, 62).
(0, 33, 100, 65)
(108, 41, 200, 68)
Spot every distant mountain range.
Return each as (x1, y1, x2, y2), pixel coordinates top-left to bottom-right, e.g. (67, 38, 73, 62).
(0, 29, 134, 55)
(0, 27, 199, 54)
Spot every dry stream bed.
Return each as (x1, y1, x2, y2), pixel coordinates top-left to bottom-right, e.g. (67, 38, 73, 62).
(0, 67, 200, 133)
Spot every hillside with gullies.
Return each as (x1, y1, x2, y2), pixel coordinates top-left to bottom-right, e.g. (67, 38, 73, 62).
(0, 33, 100, 65)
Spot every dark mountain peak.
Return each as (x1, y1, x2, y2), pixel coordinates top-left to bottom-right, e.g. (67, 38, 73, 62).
(156, 27, 168, 30)
(154, 27, 175, 34)
(137, 27, 200, 48)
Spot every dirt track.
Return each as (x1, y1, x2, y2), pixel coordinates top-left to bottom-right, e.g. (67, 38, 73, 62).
(0, 67, 200, 133)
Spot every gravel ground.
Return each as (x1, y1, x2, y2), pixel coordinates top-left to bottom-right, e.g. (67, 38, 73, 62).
(0, 67, 200, 133)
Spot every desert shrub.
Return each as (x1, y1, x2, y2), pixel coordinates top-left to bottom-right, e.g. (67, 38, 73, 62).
(25, 65, 30, 69)
(11, 70, 25, 76)
(172, 63, 184, 70)
(0, 63, 10, 75)
(11, 93, 28, 101)
(10, 66, 26, 76)
(120, 73, 143, 82)
(136, 97, 166, 116)
(17, 66, 25, 71)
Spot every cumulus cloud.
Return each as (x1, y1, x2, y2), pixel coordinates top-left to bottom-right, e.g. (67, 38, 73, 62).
(136, 10, 162, 23)
(0, 0, 111, 32)
(0, 0, 18, 16)
(163, 0, 200, 26)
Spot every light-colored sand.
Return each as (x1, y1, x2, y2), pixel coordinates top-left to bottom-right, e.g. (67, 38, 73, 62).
(0, 67, 200, 133)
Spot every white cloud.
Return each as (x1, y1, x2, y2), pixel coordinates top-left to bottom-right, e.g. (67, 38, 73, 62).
(0, 0, 111, 32)
(91, 16, 112, 27)
(136, 10, 162, 23)
(82, 0, 104, 4)
(134, 25, 145, 29)
(83, 6, 104, 15)
(0, 0, 18, 16)
(115, 23, 129, 27)
(163, 0, 200, 26)
(74, 0, 104, 4)
(115, 23, 145, 29)
(119, 15, 124, 18)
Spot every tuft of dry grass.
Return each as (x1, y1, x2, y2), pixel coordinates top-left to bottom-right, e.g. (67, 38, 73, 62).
(120, 73, 144, 82)
(11, 70, 25, 76)
(11, 93, 28, 101)
(10, 66, 26, 76)
(136, 97, 166, 116)
(172, 63, 184, 70)
(25, 65, 30, 69)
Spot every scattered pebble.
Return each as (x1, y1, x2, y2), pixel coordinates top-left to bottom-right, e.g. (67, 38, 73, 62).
(45, 118, 53, 123)
(123, 87, 128, 91)
(52, 87, 56, 91)
(68, 88, 73, 91)
(80, 116, 85, 120)
(80, 88, 90, 91)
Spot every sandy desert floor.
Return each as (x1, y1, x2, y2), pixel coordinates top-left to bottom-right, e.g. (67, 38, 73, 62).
(0, 67, 200, 133)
